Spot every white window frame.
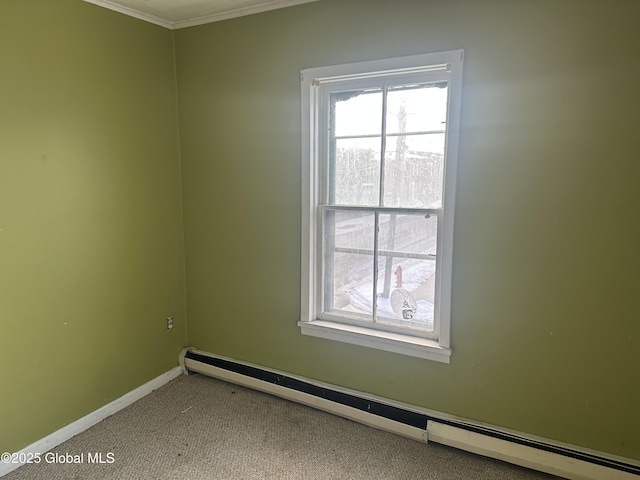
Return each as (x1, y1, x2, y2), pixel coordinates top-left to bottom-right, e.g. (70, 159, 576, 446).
(299, 50, 463, 363)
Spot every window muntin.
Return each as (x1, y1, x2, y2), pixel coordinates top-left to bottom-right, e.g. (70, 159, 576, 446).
(301, 51, 463, 362)
(321, 209, 438, 337)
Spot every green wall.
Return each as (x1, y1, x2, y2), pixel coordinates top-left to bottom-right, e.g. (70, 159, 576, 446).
(0, 1, 186, 454)
(176, 0, 640, 460)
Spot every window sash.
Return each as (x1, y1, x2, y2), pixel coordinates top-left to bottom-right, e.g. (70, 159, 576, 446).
(318, 73, 451, 210)
(317, 206, 442, 340)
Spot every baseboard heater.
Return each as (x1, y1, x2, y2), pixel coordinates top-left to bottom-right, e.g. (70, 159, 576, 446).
(179, 348, 639, 480)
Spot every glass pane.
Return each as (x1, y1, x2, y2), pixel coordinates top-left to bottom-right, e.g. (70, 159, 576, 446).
(374, 213, 437, 331)
(332, 137, 380, 206)
(383, 133, 445, 208)
(333, 90, 382, 137)
(323, 210, 375, 320)
(383, 83, 447, 209)
(386, 83, 448, 135)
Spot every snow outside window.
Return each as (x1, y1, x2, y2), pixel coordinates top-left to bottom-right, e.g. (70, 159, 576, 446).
(300, 51, 463, 363)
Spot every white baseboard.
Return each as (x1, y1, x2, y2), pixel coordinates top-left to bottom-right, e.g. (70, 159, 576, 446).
(0, 366, 182, 478)
(181, 348, 640, 480)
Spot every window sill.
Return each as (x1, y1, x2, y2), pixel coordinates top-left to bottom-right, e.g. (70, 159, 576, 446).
(298, 320, 451, 363)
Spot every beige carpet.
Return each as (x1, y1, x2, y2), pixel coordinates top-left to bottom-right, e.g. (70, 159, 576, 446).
(5, 373, 559, 479)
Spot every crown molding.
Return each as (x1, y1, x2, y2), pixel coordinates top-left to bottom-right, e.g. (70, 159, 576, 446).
(83, 0, 173, 29)
(171, 0, 318, 29)
(84, 0, 319, 30)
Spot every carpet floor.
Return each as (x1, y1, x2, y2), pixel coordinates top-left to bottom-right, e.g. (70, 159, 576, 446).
(4, 373, 560, 479)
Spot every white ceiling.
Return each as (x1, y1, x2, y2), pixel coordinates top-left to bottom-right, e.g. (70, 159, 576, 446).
(83, 0, 319, 29)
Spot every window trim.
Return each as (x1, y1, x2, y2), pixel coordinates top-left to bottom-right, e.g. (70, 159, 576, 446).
(300, 50, 463, 363)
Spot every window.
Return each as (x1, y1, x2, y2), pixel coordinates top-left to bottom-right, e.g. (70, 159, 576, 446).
(300, 50, 463, 363)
